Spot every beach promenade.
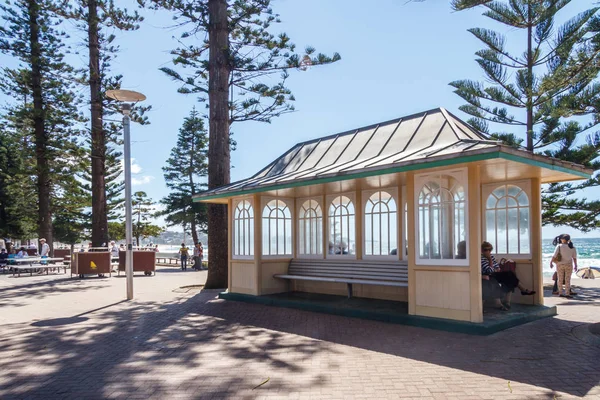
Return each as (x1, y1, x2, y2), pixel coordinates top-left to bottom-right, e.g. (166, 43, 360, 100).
(0, 269, 598, 399)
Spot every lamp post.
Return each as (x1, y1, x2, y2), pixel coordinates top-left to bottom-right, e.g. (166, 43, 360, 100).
(106, 89, 146, 300)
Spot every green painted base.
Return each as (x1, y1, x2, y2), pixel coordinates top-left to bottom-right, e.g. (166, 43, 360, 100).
(218, 291, 557, 336)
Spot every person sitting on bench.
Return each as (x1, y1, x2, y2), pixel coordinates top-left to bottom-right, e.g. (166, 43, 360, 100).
(481, 241, 535, 310)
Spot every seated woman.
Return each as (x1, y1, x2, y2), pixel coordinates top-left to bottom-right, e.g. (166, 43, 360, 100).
(481, 241, 535, 310)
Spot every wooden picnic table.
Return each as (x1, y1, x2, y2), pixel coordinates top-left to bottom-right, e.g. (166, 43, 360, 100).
(12, 257, 65, 264)
(11, 263, 69, 277)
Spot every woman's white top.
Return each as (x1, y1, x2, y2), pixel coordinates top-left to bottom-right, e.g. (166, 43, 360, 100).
(553, 244, 577, 265)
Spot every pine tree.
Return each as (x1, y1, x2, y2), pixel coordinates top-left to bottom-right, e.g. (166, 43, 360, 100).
(147, 0, 341, 288)
(0, 0, 85, 249)
(60, 0, 150, 247)
(131, 191, 163, 246)
(158, 108, 209, 245)
(0, 118, 37, 239)
(451, 0, 600, 231)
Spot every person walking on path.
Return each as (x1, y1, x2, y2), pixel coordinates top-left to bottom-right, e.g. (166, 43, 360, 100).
(179, 243, 190, 271)
(551, 234, 578, 299)
(193, 243, 201, 270)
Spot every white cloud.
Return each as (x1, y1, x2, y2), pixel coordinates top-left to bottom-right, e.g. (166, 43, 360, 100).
(120, 158, 143, 174)
(132, 176, 155, 185)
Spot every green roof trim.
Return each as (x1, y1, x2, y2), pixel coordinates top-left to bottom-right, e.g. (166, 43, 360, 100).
(194, 150, 590, 202)
(498, 152, 590, 179)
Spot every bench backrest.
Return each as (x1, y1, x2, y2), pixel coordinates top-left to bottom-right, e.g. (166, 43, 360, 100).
(289, 259, 408, 282)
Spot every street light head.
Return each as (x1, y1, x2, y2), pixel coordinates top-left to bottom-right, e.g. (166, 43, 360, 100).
(106, 89, 146, 102)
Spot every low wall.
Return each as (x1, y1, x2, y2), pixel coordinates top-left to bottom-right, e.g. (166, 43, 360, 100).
(231, 260, 257, 295)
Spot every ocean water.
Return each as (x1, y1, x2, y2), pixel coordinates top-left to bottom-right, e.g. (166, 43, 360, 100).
(157, 239, 600, 278)
(542, 237, 600, 278)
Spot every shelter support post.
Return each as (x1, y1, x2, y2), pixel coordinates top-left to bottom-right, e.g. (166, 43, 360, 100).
(530, 177, 544, 305)
(407, 172, 416, 315)
(227, 197, 233, 291)
(468, 164, 483, 323)
(355, 184, 363, 260)
(254, 194, 262, 295)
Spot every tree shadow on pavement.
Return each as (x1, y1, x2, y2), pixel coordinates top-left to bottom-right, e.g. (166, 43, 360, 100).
(0, 276, 108, 308)
(0, 285, 598, 399)
(0, 290, 331, 399)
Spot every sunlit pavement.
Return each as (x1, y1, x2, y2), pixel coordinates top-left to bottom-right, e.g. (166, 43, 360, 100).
(0, 269, 598, 399)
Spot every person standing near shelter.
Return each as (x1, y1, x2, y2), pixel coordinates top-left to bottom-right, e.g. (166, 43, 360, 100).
(179, 243, 190, 271)
(551, 234, 578, 299)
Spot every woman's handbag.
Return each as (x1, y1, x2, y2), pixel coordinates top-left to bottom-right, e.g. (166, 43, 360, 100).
(556, 247, 562, 262)
(499, 258, 516, 273)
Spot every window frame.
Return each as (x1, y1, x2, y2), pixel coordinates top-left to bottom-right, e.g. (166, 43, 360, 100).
(261, 197, 294, 258)
(362, 187, 399, 260)
(414, 168, 469, 266)
(326, 192, 357, 259)
(482, 180, 532, 259)
(232, 198, 255, 260)
(296, 197, 324, 259)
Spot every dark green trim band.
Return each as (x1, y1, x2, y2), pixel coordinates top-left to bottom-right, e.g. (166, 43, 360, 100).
(498, 153, 590, 178)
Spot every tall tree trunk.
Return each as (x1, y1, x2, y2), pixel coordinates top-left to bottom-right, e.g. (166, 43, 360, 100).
(526, 4, 534, 152)
(88, 0, 108, 247)
(205, 0, 230, 289)
(28, 0, 52, 251)
(189, 141, 199, 245)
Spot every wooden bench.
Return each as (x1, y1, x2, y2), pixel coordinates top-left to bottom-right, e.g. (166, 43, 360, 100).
(274, 259, 408, 298)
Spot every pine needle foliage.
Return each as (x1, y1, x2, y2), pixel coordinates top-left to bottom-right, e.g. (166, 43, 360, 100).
(451, 0, 600, 232)
(0, 0, 86, 245)
(143, 0, 341, 288)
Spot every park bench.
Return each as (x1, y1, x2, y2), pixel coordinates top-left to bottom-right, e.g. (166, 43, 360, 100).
(156, 257, 180, 266)
(274, 258, 408, 298)
(12, 264, 68, 277)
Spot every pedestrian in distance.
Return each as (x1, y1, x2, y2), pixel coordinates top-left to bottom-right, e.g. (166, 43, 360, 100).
(179, 243, 190, 271)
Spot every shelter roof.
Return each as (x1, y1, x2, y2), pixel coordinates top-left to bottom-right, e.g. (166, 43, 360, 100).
(194, 108, 592, 202)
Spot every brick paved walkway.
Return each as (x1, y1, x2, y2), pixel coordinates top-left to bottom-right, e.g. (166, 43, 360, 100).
(0, 269, 598, 399)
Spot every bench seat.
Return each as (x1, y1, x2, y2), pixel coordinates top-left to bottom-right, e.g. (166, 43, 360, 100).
(274, 259, 408, 298)
(11, 264, 68, 277)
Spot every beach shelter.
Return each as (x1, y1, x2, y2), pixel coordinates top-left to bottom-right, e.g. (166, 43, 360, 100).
(194, 108, 593, 323)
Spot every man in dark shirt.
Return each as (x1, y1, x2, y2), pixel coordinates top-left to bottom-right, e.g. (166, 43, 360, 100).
(0, 248, 8, 266)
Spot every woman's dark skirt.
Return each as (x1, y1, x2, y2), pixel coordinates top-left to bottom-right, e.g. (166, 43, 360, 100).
(482, 276, 505, 300)
(492, 271, 520, 293)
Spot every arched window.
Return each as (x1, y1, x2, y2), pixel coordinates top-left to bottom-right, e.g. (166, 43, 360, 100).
(364, 191, 397, 256)
(233, 200, 254, 257)
(262, 199, 292, 256)
(417, 172, 467, 263)
(328, 195, 355, 256)
(298, 199, 323, 256)
(485, 184, 530, 254)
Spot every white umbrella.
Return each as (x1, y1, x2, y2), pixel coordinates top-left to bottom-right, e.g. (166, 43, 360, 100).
(576, 267, 600, 279)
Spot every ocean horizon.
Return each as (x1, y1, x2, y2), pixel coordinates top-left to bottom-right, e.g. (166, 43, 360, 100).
(157, 237, 600, 279)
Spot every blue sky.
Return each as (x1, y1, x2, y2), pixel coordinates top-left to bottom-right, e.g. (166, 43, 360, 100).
(3, 0, 599, 238)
